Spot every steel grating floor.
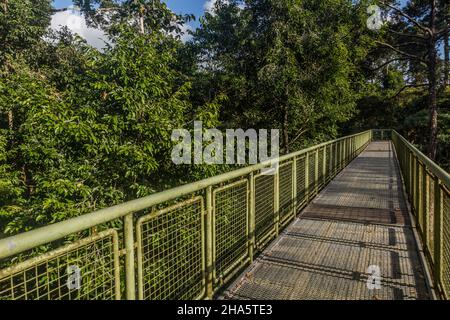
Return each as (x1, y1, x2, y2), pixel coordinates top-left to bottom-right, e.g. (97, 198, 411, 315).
(222, 141, 430, 300)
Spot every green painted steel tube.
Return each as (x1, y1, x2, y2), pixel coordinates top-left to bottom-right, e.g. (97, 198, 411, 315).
(433, 178, 443, 288)
(274, 167, 280, 236)
(0, 130, 371, 260)
(314, 149, 319, 194)
(292, 157, 298, 217)
(248, 172, 255, 263)
(124, 214, 136, 300)
(422, 171, 429, 244)
(305, 152, 310, 203)
(205, 186, 213, 299)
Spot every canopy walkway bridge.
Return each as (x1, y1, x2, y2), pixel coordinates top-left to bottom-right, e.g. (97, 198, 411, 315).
(0, 130, 449, 300)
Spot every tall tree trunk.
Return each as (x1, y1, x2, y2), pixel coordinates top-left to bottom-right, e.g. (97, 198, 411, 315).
(445, 29, 449, 87)
(138, 5, 145, 34)
(7, 109, 14, 147)
(22, 165, 33, 198)
(7, 110, 13, 131)
(427, 0, 438, 160)
(428, 55, 438, 160)
(1, 0, 8, 13)
(139, 13, 145, 34)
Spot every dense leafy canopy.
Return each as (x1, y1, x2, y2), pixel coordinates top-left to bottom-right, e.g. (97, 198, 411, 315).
(0, 0, 448, 235)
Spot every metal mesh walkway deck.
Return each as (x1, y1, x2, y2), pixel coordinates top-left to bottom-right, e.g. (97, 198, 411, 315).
(222, 141, 431, 300)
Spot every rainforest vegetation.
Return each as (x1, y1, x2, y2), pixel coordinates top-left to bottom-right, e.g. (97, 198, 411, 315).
(0, 0, 449, 235)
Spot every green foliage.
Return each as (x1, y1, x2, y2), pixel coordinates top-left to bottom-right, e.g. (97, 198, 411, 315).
(0, 3, 220, 235)
(0, 0, 52, 63)
(0, 0, 448, 237)
(190, 0, 374, 150)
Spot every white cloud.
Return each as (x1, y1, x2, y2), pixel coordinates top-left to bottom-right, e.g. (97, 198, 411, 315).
(204, 0, 218, 13)
(204, 0, 232, 14)
(51, 10, 108, 50)
(203, 0, 243, 15)
(179, 23, 194, 42)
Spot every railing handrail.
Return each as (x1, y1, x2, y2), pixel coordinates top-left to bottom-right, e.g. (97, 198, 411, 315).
(391, 130, 450, 187)
(0, 130, 371, 260)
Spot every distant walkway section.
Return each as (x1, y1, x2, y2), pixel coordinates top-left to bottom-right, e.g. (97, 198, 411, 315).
(223, 142, 430, 300)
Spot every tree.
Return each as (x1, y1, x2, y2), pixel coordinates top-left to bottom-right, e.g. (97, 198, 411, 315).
(373, 0, 450, 159)
(191, 0, 373, 152)
(0, 1, 220, 234)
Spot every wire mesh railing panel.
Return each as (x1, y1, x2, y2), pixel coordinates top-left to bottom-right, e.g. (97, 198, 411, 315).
(136, 197, 205, 300)
(0, 231, 120, 300)
(213, 180, 249, 281)
(442, 189, 450, 298)
(254, 174, 276, 248)
(296, 156, 307, 209)
(279, 162, 294, 226)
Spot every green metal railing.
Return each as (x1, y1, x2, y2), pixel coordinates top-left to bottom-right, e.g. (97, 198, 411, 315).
(390, 130, 450, 299)
(0, 130, 372, 300)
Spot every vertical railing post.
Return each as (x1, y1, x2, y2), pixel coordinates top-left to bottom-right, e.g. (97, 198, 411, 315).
(305, 152, 310, 203)
(248, 172, 255, 263)
(342, 140, 345, 166)
(335, 142, 339, 176)
(411, 156, 415, 211)
(433, 178, 443, 291)
(422, 171, 429, 245)
(205, 186, 214, 299)
(416, 161, 422, 227)
(292, 157, 297, 217)
(329, 143, 333, 181)
(336, 143, 339, 173)
(409, 153, 413, 196)
(314, 149, 319, 195)
(345, 138, 348, 164)
(322, 147, 327, 188)
(405, 150, 410, 194)
(274, 166, 280, 235)
(350, 137, 354, 158)
(330, 144, 334, 178)
(414, 157, 418, 210)
(124, 213, 136, 300)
